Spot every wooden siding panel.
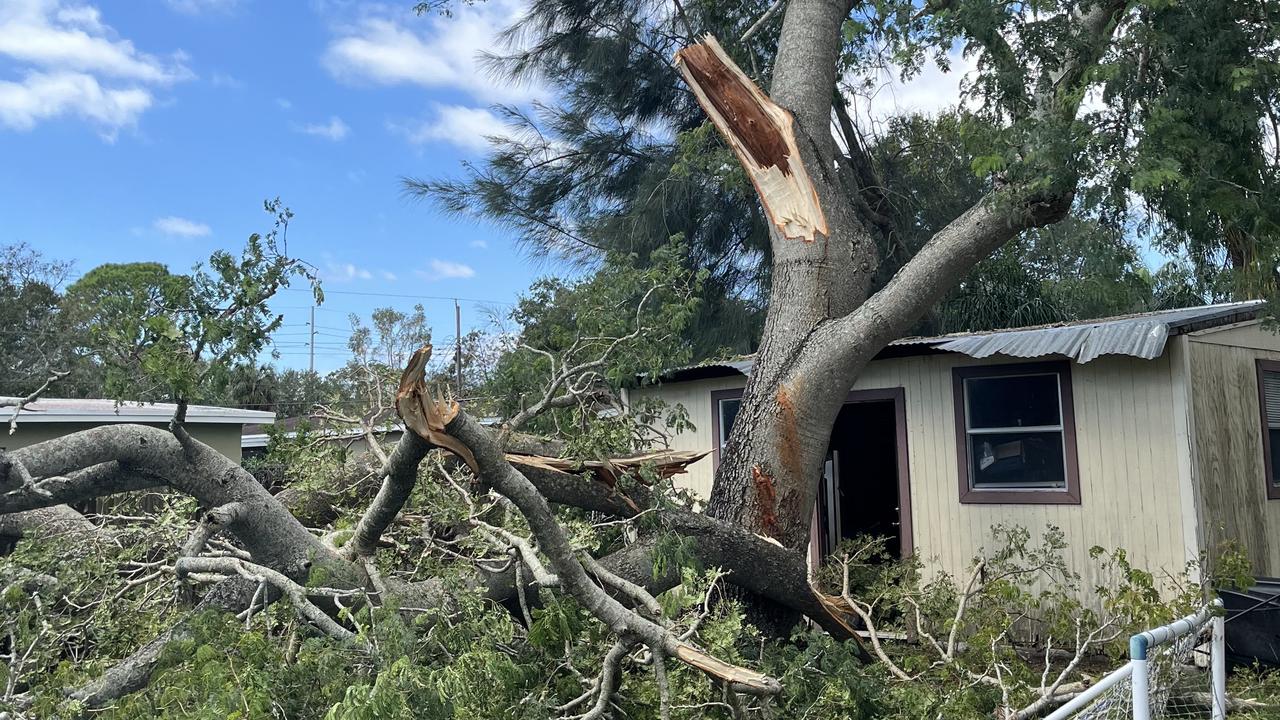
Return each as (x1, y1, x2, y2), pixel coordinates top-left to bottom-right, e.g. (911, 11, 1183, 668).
(1186, 337, 1279, 573)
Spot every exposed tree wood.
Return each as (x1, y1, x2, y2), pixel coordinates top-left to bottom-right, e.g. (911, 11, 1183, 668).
(674, 34, 828, 243)
(394, 344, 477, 472)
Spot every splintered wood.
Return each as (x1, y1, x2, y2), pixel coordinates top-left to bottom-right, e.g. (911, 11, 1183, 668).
(395, 345, 479, 472)
(509, 449, 708, 514)
(508, 449, 708, 484)
(672, 641, 783, 695)
(674, 34, 828, 243)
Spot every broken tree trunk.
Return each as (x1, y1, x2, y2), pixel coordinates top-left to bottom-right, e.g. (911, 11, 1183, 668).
(674, 35, 827, 243)
(674, 16, 878, 553)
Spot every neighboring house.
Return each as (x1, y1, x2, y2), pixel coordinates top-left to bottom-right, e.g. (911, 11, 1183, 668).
(242, 417, 506, 458)
(241, 418, 406, 459)
(4, 398, 274, 463)
(629, 301, 1280, 593)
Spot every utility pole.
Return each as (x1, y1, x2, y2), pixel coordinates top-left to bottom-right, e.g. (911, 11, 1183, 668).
(307, 305, 316, 406)
(308, 305, 316, 376)
(454, 299, 463, 398)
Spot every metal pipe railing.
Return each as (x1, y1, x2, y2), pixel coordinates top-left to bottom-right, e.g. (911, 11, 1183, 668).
(1043, 662, 1134, 720)
(1131, 600, 1224, 720)
(1047, 600, 1226, 720)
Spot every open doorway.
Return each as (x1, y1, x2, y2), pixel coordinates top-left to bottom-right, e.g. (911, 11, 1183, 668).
(813, 389, 911, 561)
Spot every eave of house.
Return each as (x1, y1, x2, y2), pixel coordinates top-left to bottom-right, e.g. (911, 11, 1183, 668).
(651, 301, 1266, 382)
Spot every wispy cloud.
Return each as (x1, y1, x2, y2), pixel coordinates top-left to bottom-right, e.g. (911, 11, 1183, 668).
(209, 71, 242, 89)
(469, 239, 488, 249)
(417, 259, 476, 281)
(851, 48, 977, 126)
(0, 1, 192, 137)
(393, 104, 509, 152)
(324, 261, 373, 282)
(153, 215, 211, 237)
(322, 0, 541, 105)
(275, 97, 292, 110)
(297, 115, 349, 141)
(164, 0, 240, 15)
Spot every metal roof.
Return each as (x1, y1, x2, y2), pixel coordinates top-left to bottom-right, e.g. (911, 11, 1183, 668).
(655, 301, 1265, 381)
(2, 398, 276, 425)
(900, 301, 1264, 363)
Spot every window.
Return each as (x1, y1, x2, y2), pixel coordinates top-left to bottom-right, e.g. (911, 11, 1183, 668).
(953, 361, 1080, 504)
(710, 389, 743, 466)
(1256, 360, 1280, 500)
(718, 398, 741, 450)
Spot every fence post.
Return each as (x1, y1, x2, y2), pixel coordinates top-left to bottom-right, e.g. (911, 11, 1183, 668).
(1131, 633, 1151, 720)
(1212, 598, 1226, 720)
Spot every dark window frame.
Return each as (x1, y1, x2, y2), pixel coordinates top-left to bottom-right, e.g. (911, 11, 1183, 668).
(952, 360, 1081, 505)
(1255, 359, 1280, 500)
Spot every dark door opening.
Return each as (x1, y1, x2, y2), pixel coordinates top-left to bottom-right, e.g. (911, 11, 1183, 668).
(814, 395, 909, 560)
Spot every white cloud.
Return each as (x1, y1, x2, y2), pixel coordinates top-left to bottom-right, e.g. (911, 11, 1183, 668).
(297, 115, 349, 141)
(209, 71, 242, 89)
(164, 0, 240, 14)
(323, 0, 540, 105)
(0, 71, 150, 136)
(417, 259, 476, 281)
(324, 261, 374, 282)
(275, 97, 292, 110)
(469, 239, 488, 249)
(153, 215, 211, 237)
(0, 1, 192, 135)
(380, 270, 397, 281)
(852, 48, 977, 125)
(394, 104, 510, 152)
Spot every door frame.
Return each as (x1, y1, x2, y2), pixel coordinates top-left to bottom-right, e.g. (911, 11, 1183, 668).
(807, 387, 913, 568)
(709, 386, 913, 564)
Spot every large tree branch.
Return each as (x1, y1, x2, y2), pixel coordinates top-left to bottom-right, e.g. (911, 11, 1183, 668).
(8, 426, 347, 579)
(444, 408, 782, 695)
(342, 431, 434, 559)
(0, 505, 109, 546)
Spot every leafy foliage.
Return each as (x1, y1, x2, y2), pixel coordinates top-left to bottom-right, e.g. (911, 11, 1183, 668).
(62, 200, 319, 405)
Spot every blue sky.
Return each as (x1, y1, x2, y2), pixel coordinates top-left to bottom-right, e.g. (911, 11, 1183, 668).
(0, 0, 545, 373)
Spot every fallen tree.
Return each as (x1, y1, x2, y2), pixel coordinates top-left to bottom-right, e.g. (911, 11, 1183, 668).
(3, 0, 1278, 716)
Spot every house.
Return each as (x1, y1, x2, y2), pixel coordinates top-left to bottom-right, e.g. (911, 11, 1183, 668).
(241, 418, 406, 459)
(628, 301, 1280, 593)
(4, 398, 274, 463)
(242, 417, 504, 458)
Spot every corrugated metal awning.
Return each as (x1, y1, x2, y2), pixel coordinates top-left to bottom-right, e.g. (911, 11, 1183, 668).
(650, 301, 1266, 381)
(920, 302, 1263, 363)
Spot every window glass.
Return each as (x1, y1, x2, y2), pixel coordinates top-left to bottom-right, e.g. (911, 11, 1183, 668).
(718, 398, 741, 449)
(969, 431, 1066, 488)
(963, 370, 1067, 490)
(966, 373, 1061, 428)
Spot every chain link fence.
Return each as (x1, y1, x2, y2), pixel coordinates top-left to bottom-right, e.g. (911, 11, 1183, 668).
(1047, 603, 1227, 720)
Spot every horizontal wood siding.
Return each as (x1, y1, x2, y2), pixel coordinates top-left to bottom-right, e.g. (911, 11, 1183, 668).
(1186, 326, 1280, 574)
(632, 352, 1193, 590)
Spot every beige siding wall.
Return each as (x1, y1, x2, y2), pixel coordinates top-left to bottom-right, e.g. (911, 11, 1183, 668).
(633, 352, 1194, 589)
(1185, 323, 1280, 574)
(4, 422, 246, 463)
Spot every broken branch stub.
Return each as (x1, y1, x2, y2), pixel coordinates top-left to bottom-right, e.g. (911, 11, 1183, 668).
(674, 34, 828, 243)
(395, 345, 479, 473)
